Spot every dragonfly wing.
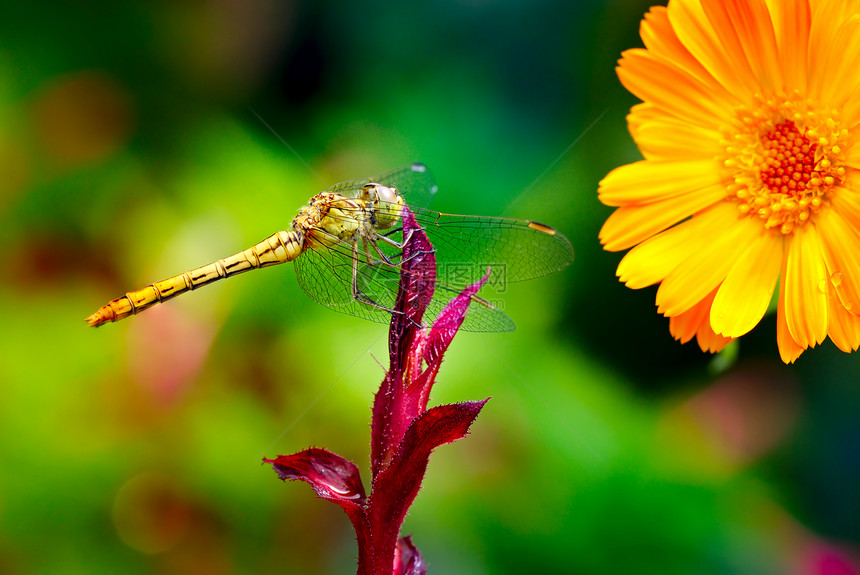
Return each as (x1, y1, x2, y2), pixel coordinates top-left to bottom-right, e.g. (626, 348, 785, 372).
(293, 239, 401, 326)
(293, 230, 515, 331)
(320, 165, 572, 287)
(297, 170, 569, 332)
(373, 163, 438, 209)
(322, 178, 366, 199)
(410, 208, 575, 288)
(428, 279, 516, 332)
(323, 163, 438, 208)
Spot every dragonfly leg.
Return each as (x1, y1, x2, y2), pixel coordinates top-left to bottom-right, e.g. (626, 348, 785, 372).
(350, 241, 399, 314)
(370, 228, 434, 267)
(347, 242, 426, 330)
(366, 238, 401, 268)
(374, 227, 418, 250)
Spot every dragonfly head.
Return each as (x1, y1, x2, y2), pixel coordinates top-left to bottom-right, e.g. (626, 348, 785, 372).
(364, 183, 403, 230)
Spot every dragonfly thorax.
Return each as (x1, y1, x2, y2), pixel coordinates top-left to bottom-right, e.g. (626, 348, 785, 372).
(361, 183, 403, 230)
(294, 192, 369, 249)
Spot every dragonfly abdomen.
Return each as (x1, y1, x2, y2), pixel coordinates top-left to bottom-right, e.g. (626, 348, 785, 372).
(86, 230, 304, 327)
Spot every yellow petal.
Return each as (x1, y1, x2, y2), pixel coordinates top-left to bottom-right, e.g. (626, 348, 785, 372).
(816, 208, 860, 315)
(640, 5, 735, 101)
(807, 0, 860, 103)
(627, 102, 661, 131)
(627, 102, 697, 134)
(776, 272, 806, 363)
(811, 15, 860, 108)
(617, 202, 732, 288)
(699, 0, 783, 93)
(765, 0, 810, 93)
(627, 103, 723, 161)
(669, 298, 707, 344)
(668, 0, 759, 100)
(784, 225, 829, 348)
(827, 295, 860, 353)
(696, 322, 733, 354)
(656, 208, 761, 317)
(837, 82, 860, 131)
(633, 121, 723, 161)
(617, 49, 735, 128)
(830, 182, 860, 234)
(845, 143, 860, 168)
(711, 233, 783, 337)
(599, 184, 727, 252)
(668, 287, 732, 353)
(598, 159, 722, 207)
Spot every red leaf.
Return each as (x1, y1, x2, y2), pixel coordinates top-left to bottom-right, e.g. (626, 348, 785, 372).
(264, 449, 373, 572)
(367, 400, 489, 574)
(394, 536, 427, 575)
(424, 268, 491, 368)
(403, 270, 492, 415)
(264, 448, 366, 506)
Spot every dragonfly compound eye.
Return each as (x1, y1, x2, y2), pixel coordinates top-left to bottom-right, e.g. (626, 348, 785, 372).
(371, 184, 402, 229)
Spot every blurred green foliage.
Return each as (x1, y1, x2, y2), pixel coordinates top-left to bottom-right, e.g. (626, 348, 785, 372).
(1, 1, 859, 573)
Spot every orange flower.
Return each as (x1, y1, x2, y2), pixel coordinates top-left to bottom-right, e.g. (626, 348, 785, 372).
(599, 0, 860, 363)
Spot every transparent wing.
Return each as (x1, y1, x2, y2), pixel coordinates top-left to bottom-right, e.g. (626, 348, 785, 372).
(429, 278, 516, 332)
(297, 169, 573, 331)
(293, 228, 516, 332)
(324, 163, 438, 208)
(409, 207, 574, 289)
(293, 239, 397, 325)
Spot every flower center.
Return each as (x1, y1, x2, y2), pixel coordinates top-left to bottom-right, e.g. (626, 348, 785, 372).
(759, 121, 816, 196)
(723, 96, 847, 235)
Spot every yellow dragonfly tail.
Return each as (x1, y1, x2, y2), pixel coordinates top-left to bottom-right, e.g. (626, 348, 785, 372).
(87, 230, 304, 327)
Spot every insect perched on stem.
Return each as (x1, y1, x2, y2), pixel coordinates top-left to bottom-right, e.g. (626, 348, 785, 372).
(87, 163, 573, 331)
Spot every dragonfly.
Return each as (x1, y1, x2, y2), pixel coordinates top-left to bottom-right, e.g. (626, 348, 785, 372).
(86, 163, 574, 332)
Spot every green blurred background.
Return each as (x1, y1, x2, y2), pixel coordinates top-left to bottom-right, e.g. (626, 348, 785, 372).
(2, 1, 859, 573)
